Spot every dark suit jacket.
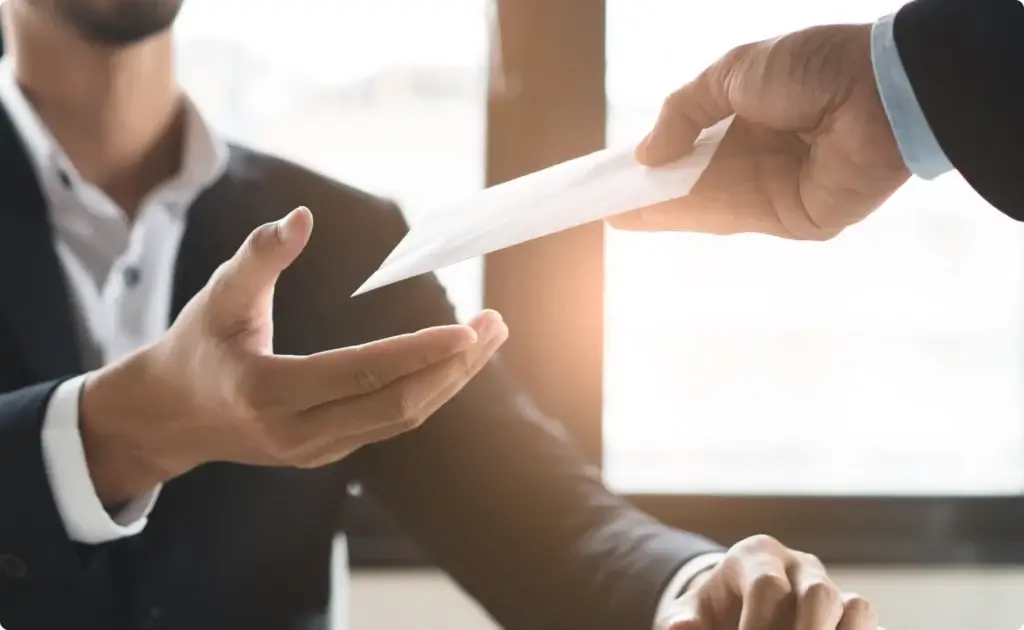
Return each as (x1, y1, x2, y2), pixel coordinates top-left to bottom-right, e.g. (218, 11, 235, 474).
(0, 103, 720, 630)
(895, 0, 1024, 219)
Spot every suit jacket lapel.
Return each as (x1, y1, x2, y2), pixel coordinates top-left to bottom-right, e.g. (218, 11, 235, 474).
(0, 104, 81, 381)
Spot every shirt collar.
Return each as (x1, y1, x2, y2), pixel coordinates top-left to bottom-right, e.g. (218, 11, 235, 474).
(0, 55, 229, 216)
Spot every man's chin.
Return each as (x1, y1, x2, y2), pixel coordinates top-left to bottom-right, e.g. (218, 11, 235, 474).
(74, 24, 172, 46)
(58, 0, 184, 46)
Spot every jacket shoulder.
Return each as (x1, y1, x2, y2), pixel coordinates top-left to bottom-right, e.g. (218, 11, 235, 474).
(223, 143, 409, 236)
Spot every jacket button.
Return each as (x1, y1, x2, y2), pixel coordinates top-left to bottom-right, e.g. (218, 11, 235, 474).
(142, 605, 163, 629)
(0, 554, 27, 578)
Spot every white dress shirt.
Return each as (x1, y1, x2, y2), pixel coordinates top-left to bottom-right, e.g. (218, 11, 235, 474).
(0, 56, 228, 545)
(0, 56, 716, 622)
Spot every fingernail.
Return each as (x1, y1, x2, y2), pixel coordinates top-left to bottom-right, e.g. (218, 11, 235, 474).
(277, 207, 307, 244)
(479, 311, 503, 339)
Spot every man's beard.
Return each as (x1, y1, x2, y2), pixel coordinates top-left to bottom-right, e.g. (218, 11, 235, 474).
(54, 0, 184, 45)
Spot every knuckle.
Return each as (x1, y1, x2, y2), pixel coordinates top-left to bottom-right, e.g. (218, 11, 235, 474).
(353, 365, 385, 393)
(389, 391, 421, 424)
(209, 260, 233, 287)
(842, 593, 875, 620)
(208, 259, 242, 302)
(701, 42, 753, 100)
(429, 355, 472, 395)
(796, 551, 825, 570)
(739, 534, 782, 553)
(719, 553, 743, 576)
(748, 572, 791, 601)
(661, 89, 682, 112)
(803, 580, 841, 609)
(409, 348, 440, 372)
(246, 222, 276, 255)
(396, 413, 423, 433)
(721, 42, 756, 71)
(450, 347, 478, 380)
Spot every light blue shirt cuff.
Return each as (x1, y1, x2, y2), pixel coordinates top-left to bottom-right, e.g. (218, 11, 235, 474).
(870, 13, 953, 180)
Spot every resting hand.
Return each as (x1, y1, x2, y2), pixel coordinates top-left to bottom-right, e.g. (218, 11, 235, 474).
(658, 535, 878, 630)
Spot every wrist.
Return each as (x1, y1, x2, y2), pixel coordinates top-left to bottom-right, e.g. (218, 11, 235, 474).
(80, 349, 179, 505)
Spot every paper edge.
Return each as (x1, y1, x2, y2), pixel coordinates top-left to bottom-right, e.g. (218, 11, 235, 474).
(351, 116, 736, 298)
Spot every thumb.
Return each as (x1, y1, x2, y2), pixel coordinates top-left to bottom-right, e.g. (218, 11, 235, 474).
(635, 45, 750, 165)
(212, 207, 313, 307)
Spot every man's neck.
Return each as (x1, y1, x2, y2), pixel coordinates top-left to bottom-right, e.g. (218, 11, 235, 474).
(4, 2, 185, 218)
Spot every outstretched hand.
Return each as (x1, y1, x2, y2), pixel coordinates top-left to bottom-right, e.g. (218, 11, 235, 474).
(81, 207, 507, 504)
(610, 24, 909, 240)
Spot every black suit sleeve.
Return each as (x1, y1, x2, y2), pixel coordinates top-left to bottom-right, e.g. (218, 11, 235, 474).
(0, 379, 105, 628)
(893, 0, 1024, 219)
(344, 206, 722, 630)
(0, 380, 81, 575)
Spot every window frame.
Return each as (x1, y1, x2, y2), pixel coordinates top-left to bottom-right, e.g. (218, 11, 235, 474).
(348, 0, 1024, 568)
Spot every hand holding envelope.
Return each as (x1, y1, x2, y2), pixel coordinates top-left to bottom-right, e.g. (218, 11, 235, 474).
(352, 117, 735, 296)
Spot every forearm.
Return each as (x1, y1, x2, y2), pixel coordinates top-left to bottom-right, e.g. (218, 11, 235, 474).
(356, 360, 723, 629)
(0, 379, 138, 627)
(0, 344, 174, 556)
(892, 0, 1024, 218)
(575, 512, 723, 630)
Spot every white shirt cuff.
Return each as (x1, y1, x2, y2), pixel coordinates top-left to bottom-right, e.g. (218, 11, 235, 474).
(654, 552, 727, 626)
(870, 13, 953, 180)
(40, 374, 162, 545)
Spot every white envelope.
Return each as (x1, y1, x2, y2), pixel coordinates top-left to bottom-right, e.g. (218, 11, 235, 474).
(352, 116, 734, 297)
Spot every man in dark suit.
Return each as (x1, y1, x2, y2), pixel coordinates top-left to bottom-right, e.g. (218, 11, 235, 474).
(614, 0, 1024, 236)
(0, 1, 873, 629)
